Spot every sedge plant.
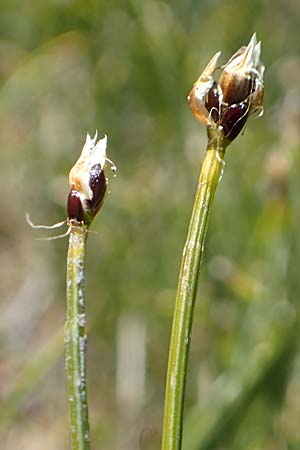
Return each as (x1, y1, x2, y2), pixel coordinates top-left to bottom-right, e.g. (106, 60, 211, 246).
(28, 132, 112, 449)
(161, 34, 265, 450)
(64, 132, 114, 450)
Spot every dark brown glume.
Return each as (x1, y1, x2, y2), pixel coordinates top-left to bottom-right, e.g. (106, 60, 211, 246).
(219, 72, 252, 104)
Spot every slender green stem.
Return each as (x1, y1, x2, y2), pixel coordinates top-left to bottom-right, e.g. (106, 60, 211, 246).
(161, 128, 227, 450)
(65, 225, 90, 450)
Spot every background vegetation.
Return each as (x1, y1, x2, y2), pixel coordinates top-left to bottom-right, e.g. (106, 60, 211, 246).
(0, 0, 299, 449)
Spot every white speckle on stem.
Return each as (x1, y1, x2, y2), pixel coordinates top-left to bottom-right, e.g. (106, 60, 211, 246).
(78, 313, 86, 327)
(170, 371, 176, 391)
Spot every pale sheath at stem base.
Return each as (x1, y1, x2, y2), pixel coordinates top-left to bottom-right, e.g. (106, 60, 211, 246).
(65, 226, 90, 450)
(161, 127, 227, 450)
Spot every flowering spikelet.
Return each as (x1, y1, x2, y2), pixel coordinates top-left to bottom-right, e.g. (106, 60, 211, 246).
(67, 132, 108, 225)
(188, 34, 264, 142)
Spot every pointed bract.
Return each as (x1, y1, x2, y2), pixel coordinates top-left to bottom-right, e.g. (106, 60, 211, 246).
(219, 33, 264, 109)
(188, 51, 221, 126)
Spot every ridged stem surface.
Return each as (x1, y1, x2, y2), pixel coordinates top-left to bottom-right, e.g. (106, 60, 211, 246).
(162, 129, 226, 450)
(65, 226, 90, 450)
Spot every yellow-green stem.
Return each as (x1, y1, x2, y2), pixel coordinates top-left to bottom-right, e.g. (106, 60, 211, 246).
(65, 226, 90, 450)
(161, 128, 227, 450)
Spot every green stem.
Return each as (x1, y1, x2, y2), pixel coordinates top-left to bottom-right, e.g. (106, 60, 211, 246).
(161, 128, 227, 450)
(65, 226, 90, 450)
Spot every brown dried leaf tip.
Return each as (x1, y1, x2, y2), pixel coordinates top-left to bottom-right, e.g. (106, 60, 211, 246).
(188, 33, 264, 142)
(67, 132, 114, 226)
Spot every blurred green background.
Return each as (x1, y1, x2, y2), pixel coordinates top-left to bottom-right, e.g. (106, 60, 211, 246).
(0, 0, 299, 449)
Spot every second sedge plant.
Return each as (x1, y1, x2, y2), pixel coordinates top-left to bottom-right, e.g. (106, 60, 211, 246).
(65, 132, 114, 450)
(29, 133, 113, 450)
(161, 34, 265, 450)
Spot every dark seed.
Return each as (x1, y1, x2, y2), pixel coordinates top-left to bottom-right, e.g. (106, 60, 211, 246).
(205, 82, 220, 122)
(221, 102, 249, 141)
(67, 190, 84, 222)
(88, 165, 107, 214)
